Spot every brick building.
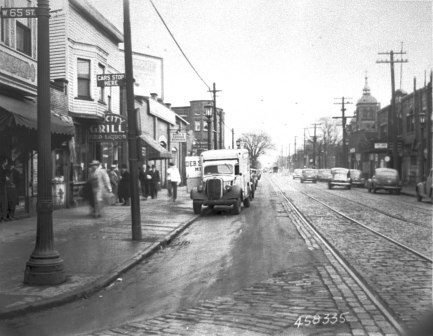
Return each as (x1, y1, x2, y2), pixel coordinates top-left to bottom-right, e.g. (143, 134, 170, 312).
(172, 100, 225, 155)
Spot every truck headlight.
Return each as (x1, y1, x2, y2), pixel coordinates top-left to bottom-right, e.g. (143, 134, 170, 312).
(225, 185, 232, 191)
(198, 183, 203, 192)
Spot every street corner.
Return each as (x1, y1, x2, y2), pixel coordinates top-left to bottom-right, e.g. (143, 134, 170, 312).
(0, 274, 99, 317)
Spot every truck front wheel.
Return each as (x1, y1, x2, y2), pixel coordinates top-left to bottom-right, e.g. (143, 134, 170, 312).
(193, 201, 202, 214)
(233, 198, 242, 214)
(243, 195, 251, 208)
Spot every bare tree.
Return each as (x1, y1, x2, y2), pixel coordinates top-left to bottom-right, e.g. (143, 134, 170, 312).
(316, 117, 342, 168)
(241, 131, 275, 168)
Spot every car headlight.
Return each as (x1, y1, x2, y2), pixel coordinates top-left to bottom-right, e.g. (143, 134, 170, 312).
(225, 185, 232, 191)
(198, 183, 203, 192)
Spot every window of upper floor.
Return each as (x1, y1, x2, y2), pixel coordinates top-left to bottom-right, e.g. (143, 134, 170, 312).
(406, 109, 415, 133)
(195, 121, 201, 132)
(16, 21, 31, 56)
(77, 58, 91, 99)
(1, 15, 33, 58)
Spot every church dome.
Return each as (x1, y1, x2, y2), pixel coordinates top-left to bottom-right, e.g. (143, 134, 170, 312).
(357, 75, 378, 105)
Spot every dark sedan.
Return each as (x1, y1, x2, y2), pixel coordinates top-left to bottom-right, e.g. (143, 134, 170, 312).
(350, 169, 365, 187)
(367, 168, 401, 194)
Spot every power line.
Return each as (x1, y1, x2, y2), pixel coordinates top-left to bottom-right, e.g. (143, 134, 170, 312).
(148, 0, 210, 91)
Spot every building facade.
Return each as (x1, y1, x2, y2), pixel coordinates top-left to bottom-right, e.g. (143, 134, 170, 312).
(0, 0, 75, 214)
(347, 75, 432, 184)
(347, 76, 381, 176)
(172, 100, 225, 155)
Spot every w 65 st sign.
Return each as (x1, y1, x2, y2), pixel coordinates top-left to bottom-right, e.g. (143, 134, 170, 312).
(1, 7, 38, 18)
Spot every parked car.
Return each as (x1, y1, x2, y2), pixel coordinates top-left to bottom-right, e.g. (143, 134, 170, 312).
(367, 168, 401, 194)
(300, 168, 317, 183)
(317, 169, 332, 182)
(416, 168, 433, 202)
(328, 167, 351, 189)
(293, 169, 302, 180)
(350, 169, 365, 187)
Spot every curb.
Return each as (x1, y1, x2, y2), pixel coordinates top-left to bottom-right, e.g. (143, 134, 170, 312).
(0, 214, 200, 320)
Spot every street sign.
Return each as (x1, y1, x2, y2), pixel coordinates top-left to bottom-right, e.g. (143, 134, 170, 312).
(1, 7, 38, 18)
(171, 132, 187, 143)
(374, 143, 388, 149)
(96, 73, 126, 87)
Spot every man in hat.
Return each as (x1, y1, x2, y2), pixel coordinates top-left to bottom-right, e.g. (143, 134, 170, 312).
(118, 163, 131, 206)
(88, 160, 112, 217)
(109, 162, 120, 204)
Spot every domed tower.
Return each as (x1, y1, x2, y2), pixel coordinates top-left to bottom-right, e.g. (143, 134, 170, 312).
(355, 74, 380, 132)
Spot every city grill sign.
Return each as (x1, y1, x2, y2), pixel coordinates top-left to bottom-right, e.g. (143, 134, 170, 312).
(88, 113, 127, 141)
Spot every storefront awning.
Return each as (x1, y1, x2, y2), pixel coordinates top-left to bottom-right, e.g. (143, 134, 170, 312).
(0, 95, 75, 136)
(139, 133, 172, 160)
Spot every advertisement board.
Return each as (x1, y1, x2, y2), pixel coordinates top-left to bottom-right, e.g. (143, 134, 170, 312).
(185, 156, 201, 192)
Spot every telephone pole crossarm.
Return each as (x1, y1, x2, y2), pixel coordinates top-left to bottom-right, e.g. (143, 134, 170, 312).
(376, 48, 409, 174)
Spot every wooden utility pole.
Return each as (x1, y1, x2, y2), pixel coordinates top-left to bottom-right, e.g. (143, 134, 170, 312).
(333, 97, 353, 168)
(231, 128, 234, 149)
(303, 128, 307, 167)
(208, 83, 221, 149)
(427, 71, 432, 173)
(377, 49, 408, 175)
(311, 123, 321, 168)
(123, 0, 141, 240)
(294, 136, 297, 168)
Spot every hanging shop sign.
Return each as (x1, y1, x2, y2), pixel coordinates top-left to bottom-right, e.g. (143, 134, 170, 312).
(171, 132, 187, 143)
(96, 73, 126, 87)
(88, 113, 127, 141)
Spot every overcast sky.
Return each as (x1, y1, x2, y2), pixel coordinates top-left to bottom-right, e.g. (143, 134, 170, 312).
(91, 0, 432, 161)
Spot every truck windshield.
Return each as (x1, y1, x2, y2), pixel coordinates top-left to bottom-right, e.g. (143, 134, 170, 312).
(204, 164, 233, 175)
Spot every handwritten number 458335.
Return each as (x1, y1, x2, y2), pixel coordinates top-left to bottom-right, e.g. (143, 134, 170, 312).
(294, 312, 349, 328)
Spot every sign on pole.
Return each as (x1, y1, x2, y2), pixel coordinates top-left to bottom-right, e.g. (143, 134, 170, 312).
(1, 7, 38, 18)
(171, 132, 187, 143)
(96, 73, 126, 87)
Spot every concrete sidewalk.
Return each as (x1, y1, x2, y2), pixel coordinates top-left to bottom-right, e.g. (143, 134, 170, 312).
(0, 187, 197, 319)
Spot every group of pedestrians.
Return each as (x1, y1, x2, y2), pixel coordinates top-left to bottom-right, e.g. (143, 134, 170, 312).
(85, 160, 181, 218)
(0, 156, 21, 222)
(138, 164, 161, 200)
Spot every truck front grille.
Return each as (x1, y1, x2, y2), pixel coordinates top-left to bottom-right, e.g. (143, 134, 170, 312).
(206, 178, 223, 200)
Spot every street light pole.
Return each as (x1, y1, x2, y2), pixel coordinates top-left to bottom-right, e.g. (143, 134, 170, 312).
(24, 0, 66, 285)
(205, 105, 213, 150)
(123, 0, 141, 240)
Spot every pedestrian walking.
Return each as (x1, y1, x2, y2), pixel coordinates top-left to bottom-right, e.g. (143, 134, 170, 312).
(166, 165, 172, 198)
(167, 162, 181, 202)
(149, 164, 160, 199)
(138, 163, 148, 200)
(0, 157, 9, 222)
(109, 163, 120, 204)
(6, 160, 20, 220)
(118, 163, 131, 206)
(88, 160, 112, 218)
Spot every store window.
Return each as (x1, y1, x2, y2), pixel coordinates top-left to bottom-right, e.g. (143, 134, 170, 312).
(77, 59, 91, 98)
(16, 21, 31, 56)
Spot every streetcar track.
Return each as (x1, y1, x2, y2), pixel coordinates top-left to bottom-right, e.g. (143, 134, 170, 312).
(267, 177, 406, 334)
(315, 188, 430, 227)
(298, 191, 432, 262)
